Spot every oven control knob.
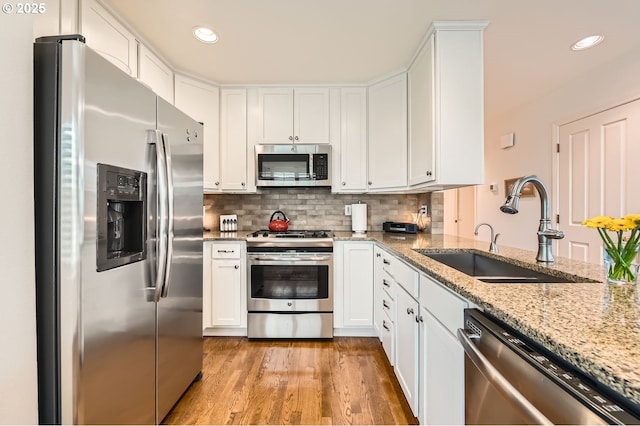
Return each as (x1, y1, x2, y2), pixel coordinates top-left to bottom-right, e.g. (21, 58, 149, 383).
(263, 231, 269, 237)
(252, 231, 259, 237)
(287, 302, 293, 307)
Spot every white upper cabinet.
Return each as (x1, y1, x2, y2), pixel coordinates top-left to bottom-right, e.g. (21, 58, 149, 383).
(408, 36, 435, 186)
(257, 88, 330, 144)
(368, 73, 408, 191)
(80, 0, 138, 76)
(174, 75, 220, 192)
(138, 44, 174, 104)
(220, 89, 249, 192)
(408, 21, 487, 190)
(335, 88, 368, 192)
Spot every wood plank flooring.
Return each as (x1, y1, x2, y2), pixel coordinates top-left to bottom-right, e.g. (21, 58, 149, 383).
(163, 337, 418, 425)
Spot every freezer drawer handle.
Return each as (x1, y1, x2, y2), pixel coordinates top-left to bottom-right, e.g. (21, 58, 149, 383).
(457, 328, 553, 425)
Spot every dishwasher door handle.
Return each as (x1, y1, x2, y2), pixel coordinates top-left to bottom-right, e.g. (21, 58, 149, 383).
(457, 328, 554, 425)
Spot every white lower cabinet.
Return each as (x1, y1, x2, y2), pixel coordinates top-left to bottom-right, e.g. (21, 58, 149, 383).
(419, 272, 468, 425)
(334, 242, 374, 335)
(395, 285, 420, 416)
(203, 241, 247, 336)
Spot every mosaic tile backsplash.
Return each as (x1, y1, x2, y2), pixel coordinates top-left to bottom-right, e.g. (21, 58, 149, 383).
(204, 189, 444, 234)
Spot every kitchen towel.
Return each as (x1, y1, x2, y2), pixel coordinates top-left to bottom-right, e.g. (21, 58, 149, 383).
(351, 203, 367, 233)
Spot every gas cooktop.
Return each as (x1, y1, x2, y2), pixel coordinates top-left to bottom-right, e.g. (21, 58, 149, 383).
(248, 230, 333, 239)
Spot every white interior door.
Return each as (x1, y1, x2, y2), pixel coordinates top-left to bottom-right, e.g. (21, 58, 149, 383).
(443, 187, 476, 238)
(557, 99, 640, 264)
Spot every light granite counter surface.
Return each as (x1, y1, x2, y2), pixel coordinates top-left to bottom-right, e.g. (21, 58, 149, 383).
(204, 230, 640, 406)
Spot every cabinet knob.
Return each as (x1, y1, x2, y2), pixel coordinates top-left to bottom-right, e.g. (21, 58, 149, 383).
(287, 302, 293, 307)
(426, 171, 432, 176)
(215, 181, 220, 186)
(376, 253, 381, 258)
(294, 136, 299, 141)
(417, 315, 423, 323)
(234, 265, 239, 269)
(368, 181, 372, 186)
(289, 136, 293, 141)
(241, 182, 245, 187)
(383, 259, 391, 265)
(186, 136, 191, 141)
(407, 307, 414, 315)
(342, 181, 346, 186)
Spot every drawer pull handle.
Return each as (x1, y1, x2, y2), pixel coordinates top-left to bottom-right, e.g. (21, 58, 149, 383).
(407, 307, 414, 315)
(382, 279, 390, 287)
(217, 249, 235, 253)
(383, 259, 391, 265)
(416, 315, 423, 323)
(383, 300, 390, 309)
(383, 321, 390, 331)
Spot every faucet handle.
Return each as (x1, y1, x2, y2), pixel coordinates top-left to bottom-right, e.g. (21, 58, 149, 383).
(539, 229, 565, 239)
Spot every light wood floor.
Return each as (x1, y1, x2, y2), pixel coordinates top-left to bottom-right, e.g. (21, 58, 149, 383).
(163, 337, 418, 425)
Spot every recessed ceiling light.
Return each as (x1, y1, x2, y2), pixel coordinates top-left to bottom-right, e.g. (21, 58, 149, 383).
(571, 35, 604, 51)
(193, 26, 219, 44)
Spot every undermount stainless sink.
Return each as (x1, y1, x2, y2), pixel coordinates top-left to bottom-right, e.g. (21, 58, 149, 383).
(419, 251, 586, 284)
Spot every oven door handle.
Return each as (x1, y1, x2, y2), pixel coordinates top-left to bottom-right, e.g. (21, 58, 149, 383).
(457, 328, 553, 425)
(249, 255, 332, 262)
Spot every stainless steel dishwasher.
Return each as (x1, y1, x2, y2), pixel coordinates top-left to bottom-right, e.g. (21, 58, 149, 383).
(458, 309, 640, 425)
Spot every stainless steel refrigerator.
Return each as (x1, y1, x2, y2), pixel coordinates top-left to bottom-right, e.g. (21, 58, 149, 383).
(34, 35, 203, 424)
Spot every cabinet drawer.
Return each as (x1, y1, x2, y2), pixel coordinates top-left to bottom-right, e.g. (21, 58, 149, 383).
(380, 270, 396, 299)
(211, 243, 242, 259)
(381, 292, 395, 322)
(382, 253, 419, 298)
(420, 273, 468, 335)
(381, 314, 395, 366)
(393, 260, 419, 298)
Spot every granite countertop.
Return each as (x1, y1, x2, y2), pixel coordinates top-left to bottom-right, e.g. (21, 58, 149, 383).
(204, 230, 640, 406)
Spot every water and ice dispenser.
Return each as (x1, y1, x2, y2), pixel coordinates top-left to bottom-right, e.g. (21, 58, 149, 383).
(96, 164, 147, 271)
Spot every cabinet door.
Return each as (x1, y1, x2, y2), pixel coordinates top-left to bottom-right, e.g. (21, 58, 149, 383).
(80, 0, 138, 76)
(368, 73, 408, 190)
(220, 89, 248, 191)
(395, 285, 419, 416)
(210, 259, 244, 327)
(257, 88, 294, 143)
(342, 243, 374, 327)
(337, 88, 368, 192)
(408, 36, 435, 186)
(174, 75, 220, 192)
(138, 44, 174, 104)
(424, 311, 465, 425)
(294, 88, 330, 144)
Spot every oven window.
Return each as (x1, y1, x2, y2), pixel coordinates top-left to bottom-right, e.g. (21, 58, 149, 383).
(257, 154, 310, 180)
(250, 265, 329, 299)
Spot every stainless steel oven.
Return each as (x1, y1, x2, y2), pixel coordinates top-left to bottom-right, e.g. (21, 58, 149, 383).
(247, 231, 333, 338)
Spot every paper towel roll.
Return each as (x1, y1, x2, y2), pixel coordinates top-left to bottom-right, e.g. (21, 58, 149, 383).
(351, 203, 367, 233)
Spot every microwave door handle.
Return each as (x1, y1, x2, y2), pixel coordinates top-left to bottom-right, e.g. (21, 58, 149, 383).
(147, 130, 168, 303)
(160, 132, 174, 298)
(457, 328, 553, 425)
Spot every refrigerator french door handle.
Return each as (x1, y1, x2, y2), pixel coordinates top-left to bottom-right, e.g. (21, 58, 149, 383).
(147, 129, 169, 303)
(160, 132, 174, 298)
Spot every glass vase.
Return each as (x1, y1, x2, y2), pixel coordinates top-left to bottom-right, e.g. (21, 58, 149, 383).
(604, 250, 640, 285)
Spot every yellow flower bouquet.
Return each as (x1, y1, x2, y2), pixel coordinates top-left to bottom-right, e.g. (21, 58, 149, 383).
(582, 214, 640, 283)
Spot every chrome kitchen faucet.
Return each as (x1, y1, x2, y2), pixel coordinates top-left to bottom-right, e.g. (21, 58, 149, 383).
(500, 175, 564, 264)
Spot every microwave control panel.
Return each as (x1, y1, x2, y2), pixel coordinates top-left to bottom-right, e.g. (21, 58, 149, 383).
(313, 154, 329, 180)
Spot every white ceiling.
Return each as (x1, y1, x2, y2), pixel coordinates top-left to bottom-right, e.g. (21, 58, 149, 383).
(103, 0, 640, 122)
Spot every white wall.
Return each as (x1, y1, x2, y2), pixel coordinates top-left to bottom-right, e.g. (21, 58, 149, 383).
(478, 46, 640, 253)
(0, 12, 39, 425)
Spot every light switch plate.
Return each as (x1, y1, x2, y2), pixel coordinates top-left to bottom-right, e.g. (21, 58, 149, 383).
(345, 205, 352, 216)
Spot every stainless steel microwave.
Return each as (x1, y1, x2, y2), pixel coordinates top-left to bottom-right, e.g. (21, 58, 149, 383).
(255, 144, 331, 187)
